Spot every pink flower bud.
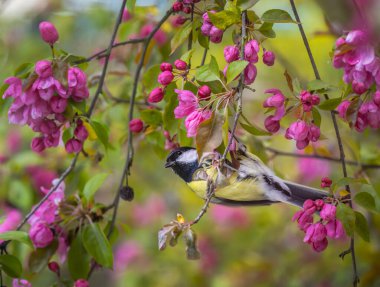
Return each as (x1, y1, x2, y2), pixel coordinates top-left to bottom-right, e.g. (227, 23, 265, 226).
(286, 120, 309, 141)
(223, 46, 240, 63)
(29, 222, 54, 248)
(48, 261, 60, 275)
(263, 89, 285, 108)
(50, 96, 67, 113)
(373, 91, 380, 107)
(314, 199, 325, 211)
(308, 123, 320, 142)
(202, 11, 212, 23)
(292, 210, 313, 231)
(39, 21, 59, 45)
(158, 71, 174, 86)
(65, 138, 83, 153)
(198, 85, 211, 100)
(122, 9, 132, 22)
(296, 139, 309, 150)
(336, 100, 351, 120)
(74, 279, 90, 287)
(201, 22, 213, 36)
(185, 110, 212, 137)
(352, 80, 367, 94)
(244, 63, 257, 85)
(182, 6, 191, 14)
(263, 50, 275, 66)
(311, 94, 320, 105)
(174, 59, 187, 70)
(209, 26, 223, 43)
(148, 87, 165, 103)
(244, 40, 260, 63)
(173, 16, 187, 26)
(160, 62, 173, 72)
(31, 137, 46, 153)
(35, 60, 53, 78)
(311, 237, 328, 252)
(321, 177, 332, 188)
(303, 199, 316, 215)
(264, 116, 280, 133)
(129, 118, 144, 133)
(320, 204, 336, 221)
(326, 219, 345, 239)
(172, 1, 183, 12)
(74, 125, 89, 141)
(304, 223, 327, 243)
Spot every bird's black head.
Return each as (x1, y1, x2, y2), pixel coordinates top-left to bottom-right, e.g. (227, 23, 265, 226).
(165, 147, 199, 183)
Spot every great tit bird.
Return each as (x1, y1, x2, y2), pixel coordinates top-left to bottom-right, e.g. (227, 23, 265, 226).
(165, 146, 328, 207)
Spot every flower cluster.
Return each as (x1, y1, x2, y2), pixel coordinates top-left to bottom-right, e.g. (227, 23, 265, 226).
(172, 0, 200, 15)
(292, 199, 345, 252)
(174, 89, 212, 137)
(2, 22, 89, 154)
(28, 179, 66, 249)
(223, 40, 276, 86)
(263, 89, 321, 149)
(333, 30, 380, 131)
(201, 11, 224, 43)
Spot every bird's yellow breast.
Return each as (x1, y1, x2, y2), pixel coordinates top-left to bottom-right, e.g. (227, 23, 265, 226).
(187, 178, 266, 201)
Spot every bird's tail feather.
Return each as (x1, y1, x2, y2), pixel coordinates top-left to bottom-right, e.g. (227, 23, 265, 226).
(284, 181, 328, 207)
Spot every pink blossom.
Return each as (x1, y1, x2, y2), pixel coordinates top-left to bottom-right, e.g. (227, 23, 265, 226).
(26, 166, 57, 190)
(29, 222, 54, 248)
(148, 87, 164, 103)
(172, 15, 187, 27)
(263, 50, 275, 66)
(129, 118, 144, 133)
(285, 120, 309, 141)
(244, 63, 257, 85)
(321, 177, 333, 188)
(8, 99, 30, 125)
(373, 91, 380, 106)
(292, 210, 313, 232)
(304, 222, 327, 243)
(224, 46, 240, 63)
(2, 77, 22, 99)
(303, 199, 317, 215)
(35, 60, 53, 78)
(48, 261, 60, 275)
(74, 279, 89, 287)
(65, 138, 83, 153)
(31, 137, 46, 153)
(336, 100, 351, 120)
(160, 62, 173, 72)
(209, 26, 223, 43)
(311, 237, 328, 252)
(308, 124, 320, 142)
(140, 24, 167, 46)
(201, 22, 213, 36)
(326, 219, 345, 239)
(57, 234, 69, 263)
(174, 89, 198, 118)
(320, 204, 336, 221)
(39, 21, 59, 45)
(244, 40, 260, 63)
(67, 67, 88, 101)
(264, 116, 280, 133)
(158, 71, 174, 86)
(122, 9, 132, 22)
(50, 96, 67, 113)
(172, 1, 183, 12)
(263, 89, 285, 108)
(74, 124, 89, 141)
(12, 279, 32, 287)
(185, 110, 212, 137)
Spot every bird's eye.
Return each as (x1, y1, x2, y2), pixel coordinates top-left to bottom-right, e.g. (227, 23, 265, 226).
(175, 151, 182, 156)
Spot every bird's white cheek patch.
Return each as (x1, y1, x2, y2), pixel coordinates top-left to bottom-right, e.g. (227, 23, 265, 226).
(177, 149, 198, 163)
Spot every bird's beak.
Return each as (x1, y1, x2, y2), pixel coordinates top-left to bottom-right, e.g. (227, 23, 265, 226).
(164, 161, 174, 168)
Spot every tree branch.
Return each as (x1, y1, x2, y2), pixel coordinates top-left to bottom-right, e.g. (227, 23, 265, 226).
(289, 0, 359, 285)
(222, 10, 247, 160)
(190, 180, 215, 226)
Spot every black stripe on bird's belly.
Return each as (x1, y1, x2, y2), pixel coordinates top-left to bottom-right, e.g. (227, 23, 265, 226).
(262, 174, 292, 197)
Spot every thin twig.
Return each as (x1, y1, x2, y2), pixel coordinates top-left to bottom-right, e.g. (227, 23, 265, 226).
(75, 38, 146, 64)
(222, 10, 247, 160)
(188, 4, 194, 53)
(106, 8, 173, 240)
(289, 1, 359, 285)
(266, 147, 380, 169)
(190, 180, 215, 226)
(200, 48, 208, 66)
(86, 0, 129, 117)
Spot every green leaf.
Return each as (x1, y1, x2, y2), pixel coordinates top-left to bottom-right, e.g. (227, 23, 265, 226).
(83, 173, 109, 201)
(126, 0, 136, 12)
(198, 33, 209, 49)
(261, 9, 296, 23)
(171, 21, 192, 54)
(208, 10, 241, 30)
(68, 233, 91, 280)
(0, 254, 22, 278)
(62, 127, 74, 144)
(336, 203, 355, 236)
(258, 22, 276, 38)
(195, 56, 221, 83)
(90, 120, 111, 150)
(318, 97, 342, 111)
(354, 211, 370, 242)
(163, 83, 178, 133)
(0, 231, 33, 249)
(82, 223, 113, 269)
(240, 122, 270, 136)
(14, 63, 34, 79)
(143, 65, 161, 91)
(140, 109, 163, 127)
(237, 0, 260, 10)
(28, 240, 58, 273)
(332, 177, 367, 191)
(312, 107, 321, 127)
(307, 80, 331, 91)
(196, 112, 224, 157)
(180, 49, 195, 63)
(226, 60, 248, 84)
(354, 192, 376, 211)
